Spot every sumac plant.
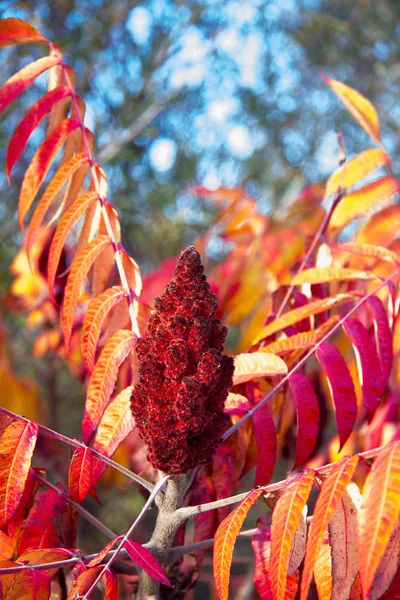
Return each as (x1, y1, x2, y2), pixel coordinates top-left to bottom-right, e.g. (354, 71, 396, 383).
(1, 16, 400, 600)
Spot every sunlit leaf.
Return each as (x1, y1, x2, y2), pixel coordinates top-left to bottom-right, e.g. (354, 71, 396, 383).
(289, 374, 320, 469)
(26, 153, 90, 258)
(0, 56, 59, 115)
(0, 18, 47, 48)
(252, 292, 362, 346)
(321, 73, 380, 144)
(233, 352, 287, 385)
(329, 483, 361, 600)
(19, 118, 81, 228)
(0, 421, 38, 529)
(370, 519, 400, 600)
(62, 234, 112, 353)
(91, 386, 134, 486)
(6, 87, 73, 180)
(291, 267, 377, 285)
(316, 342, 357, 449)
(329, 176, 400, 230)
(359, 440, 400, 597)
(324, 149, 390, 200)
(336, 242, 400, 265)
(82, 330, 136, 445)
(47, 190, 99, 297)
(300, 454, 359, 600)
(214, 489, 264, 600)
(81, 286, 127, 373)
(270, 470, 314, 600)
(16, 548, 73, 578)
(224, 392, 251, 415)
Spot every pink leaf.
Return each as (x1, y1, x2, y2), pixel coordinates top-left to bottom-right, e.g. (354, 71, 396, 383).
(343, 318, 383, 419)
(124, 539, 171, 587)
(316, 342, 358, 449)
(368, 296, 393, 391)
(289, 374, 320, 469)
(252, 402, 277, 487)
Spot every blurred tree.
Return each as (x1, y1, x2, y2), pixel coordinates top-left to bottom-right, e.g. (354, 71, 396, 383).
(1, 0, 400, 277)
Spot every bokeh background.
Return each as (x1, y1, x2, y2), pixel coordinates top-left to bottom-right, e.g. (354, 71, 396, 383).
(0, 1, 399, 596)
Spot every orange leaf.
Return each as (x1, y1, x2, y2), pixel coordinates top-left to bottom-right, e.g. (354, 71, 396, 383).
(233, 352, 287, 385)
(370, 519, 400, 600)
(214, 488, 264, 600)
(0, 56, 59, 115)
(68, 447, 93, 504)
(105, 568, 118, 600)
(252, 292, 361, 346)
(18, 118, 81, 228)
(91, 203, 120, 297)
(270, 470, 315, 600)
(82, 330, 137, 445)
(0, 18, 47, 48)
(329, 176, 400, 230)
(91, 386, 134, 486)
(300, 454, 359, 600)
(0, 421, 38, 529)
(291, 267, 377, 285)
(82, 286, 128, 373)
(324, 149, 390, 200)
(3, 569, 50, 600)
(314, 535, 333, 600)
(47, 190, 99, 298)
(6, 86, 73, 180)
(359, 440, 400, 597)
(16, 548, 73, 578)
(62, 234, 112, 353)
(328, 483, 361, 600)
(25, 153, 90, 258)
(321, 73, 381, 144)
(67, 566, 103, 600)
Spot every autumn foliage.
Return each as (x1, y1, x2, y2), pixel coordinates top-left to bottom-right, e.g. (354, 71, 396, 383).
(1, 15, 400, 600)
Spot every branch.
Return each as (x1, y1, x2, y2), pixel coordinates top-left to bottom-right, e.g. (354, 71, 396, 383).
(174, 443, 389, 522)
(0, 406, 154, 492)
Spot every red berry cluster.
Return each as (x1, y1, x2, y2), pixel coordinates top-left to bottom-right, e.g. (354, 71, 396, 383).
(131, 246, 234, 474)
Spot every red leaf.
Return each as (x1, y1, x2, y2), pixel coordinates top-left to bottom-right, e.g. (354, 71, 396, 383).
(0, 18, 47, 48)
(68, 447, 93, 504)
(214, 489, 264, 600)
(104, 568, 118, 600)
(300, 455, 359, 600)
(3, 568, 50, 600)
(87, 538, 120, 568)
(67, 566, 103, 599)
(316, 342, 357, 450)
(82, 286, 128, 373)
(359, 440, 400, 597)
(25, 153, 90, 259)
(82, 330, 137, 445)
(62, 234, 112, 353)
(343, 318, 383, 419)
(289, 374, 320, 469)
(0, 421, 38, 529)
(16, 548, 73, 578)
(251, 526, 299, 600)
(18, 118, 81, 228)
(17, 489, 62, 554)
(252, 402, 277, 487)
(368, 295, 393, 391)
(6, 86, 73, 180)
(270, 470, 315, 600)
(0, 56, 59, 115)
(47, 190, 99, 298)
(124, 539, 171, 587)
(91, 386, 135, 486)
